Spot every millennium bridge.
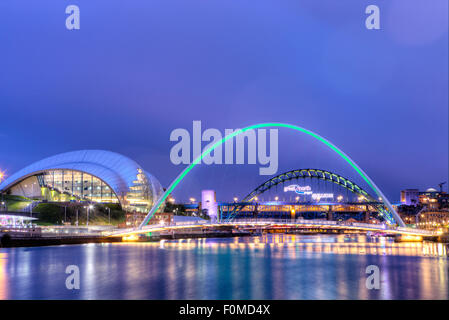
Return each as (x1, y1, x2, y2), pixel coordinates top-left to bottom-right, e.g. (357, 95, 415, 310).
(110, 167, 440, 239)
(112, 123, 440, 240)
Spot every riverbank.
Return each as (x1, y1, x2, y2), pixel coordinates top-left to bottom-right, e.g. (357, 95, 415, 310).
(0, 230, 253, 248)
(0, 234, 122, 248)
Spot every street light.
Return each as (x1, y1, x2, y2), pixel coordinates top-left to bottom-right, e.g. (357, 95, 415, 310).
(0, 171, 5, 211)
(106, 207, 111, 224)
(87, 204, 93, 226)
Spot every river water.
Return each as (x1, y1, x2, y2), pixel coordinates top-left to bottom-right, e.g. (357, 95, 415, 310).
(0, 234, 448, 299)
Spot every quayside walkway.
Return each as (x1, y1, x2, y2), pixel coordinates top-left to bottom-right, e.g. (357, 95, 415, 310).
(109, 219, 438, 238)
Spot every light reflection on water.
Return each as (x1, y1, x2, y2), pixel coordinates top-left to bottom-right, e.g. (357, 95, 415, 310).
(160, 234, 448, 258)
(0, 235, 448, 300)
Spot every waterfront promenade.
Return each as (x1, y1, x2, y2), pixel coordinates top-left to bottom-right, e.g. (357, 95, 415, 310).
(1, 218, 442, 248)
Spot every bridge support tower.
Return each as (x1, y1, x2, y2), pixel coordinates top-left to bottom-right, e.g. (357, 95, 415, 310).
(327, 208, 333, 221)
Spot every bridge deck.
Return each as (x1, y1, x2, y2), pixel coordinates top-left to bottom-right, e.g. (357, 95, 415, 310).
(110, 219, 437, 238)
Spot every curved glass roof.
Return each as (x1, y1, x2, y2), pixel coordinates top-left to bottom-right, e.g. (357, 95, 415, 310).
(0, 150, 163, 208)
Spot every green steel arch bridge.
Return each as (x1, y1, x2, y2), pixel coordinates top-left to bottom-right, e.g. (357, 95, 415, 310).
(223, 168, 393, 223)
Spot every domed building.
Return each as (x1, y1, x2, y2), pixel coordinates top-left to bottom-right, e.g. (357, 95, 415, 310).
(0, 150, 164, 213)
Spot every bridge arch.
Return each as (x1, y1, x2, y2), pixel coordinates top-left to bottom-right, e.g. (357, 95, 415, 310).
(139, 123, 405, 228)
(225, 168, 393, 222)
(244, 168, 372, 201)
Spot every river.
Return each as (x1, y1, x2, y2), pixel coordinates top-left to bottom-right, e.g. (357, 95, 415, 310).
(0, 234, 448, 299)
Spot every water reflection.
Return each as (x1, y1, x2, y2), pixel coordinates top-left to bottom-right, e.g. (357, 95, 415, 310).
(159, 234, 447, 258)
(0, 252, 8, 299)
(0, 235, 448, 299)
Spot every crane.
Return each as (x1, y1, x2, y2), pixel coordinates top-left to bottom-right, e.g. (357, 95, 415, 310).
(438, 182, 446, 193)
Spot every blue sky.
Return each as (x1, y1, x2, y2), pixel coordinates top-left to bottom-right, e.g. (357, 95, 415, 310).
(0, 0, 447, 202)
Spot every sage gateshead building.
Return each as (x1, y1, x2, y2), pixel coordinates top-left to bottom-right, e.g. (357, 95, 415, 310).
(0, 150, 164, 213)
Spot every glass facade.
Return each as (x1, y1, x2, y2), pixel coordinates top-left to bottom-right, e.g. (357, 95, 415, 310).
(126, 169, 153, 212)
(34, 169, 155, 213)
(37, 170, 116, 204)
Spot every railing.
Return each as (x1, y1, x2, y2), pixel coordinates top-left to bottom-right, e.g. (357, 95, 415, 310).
(39, 225, 112, 236)
(217, 219, 436, 236)
(108, 218, 438, 237)
(0, 226, 42, 237)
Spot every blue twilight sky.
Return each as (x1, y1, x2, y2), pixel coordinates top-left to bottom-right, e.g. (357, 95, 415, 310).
(0, 0, 447, 202)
